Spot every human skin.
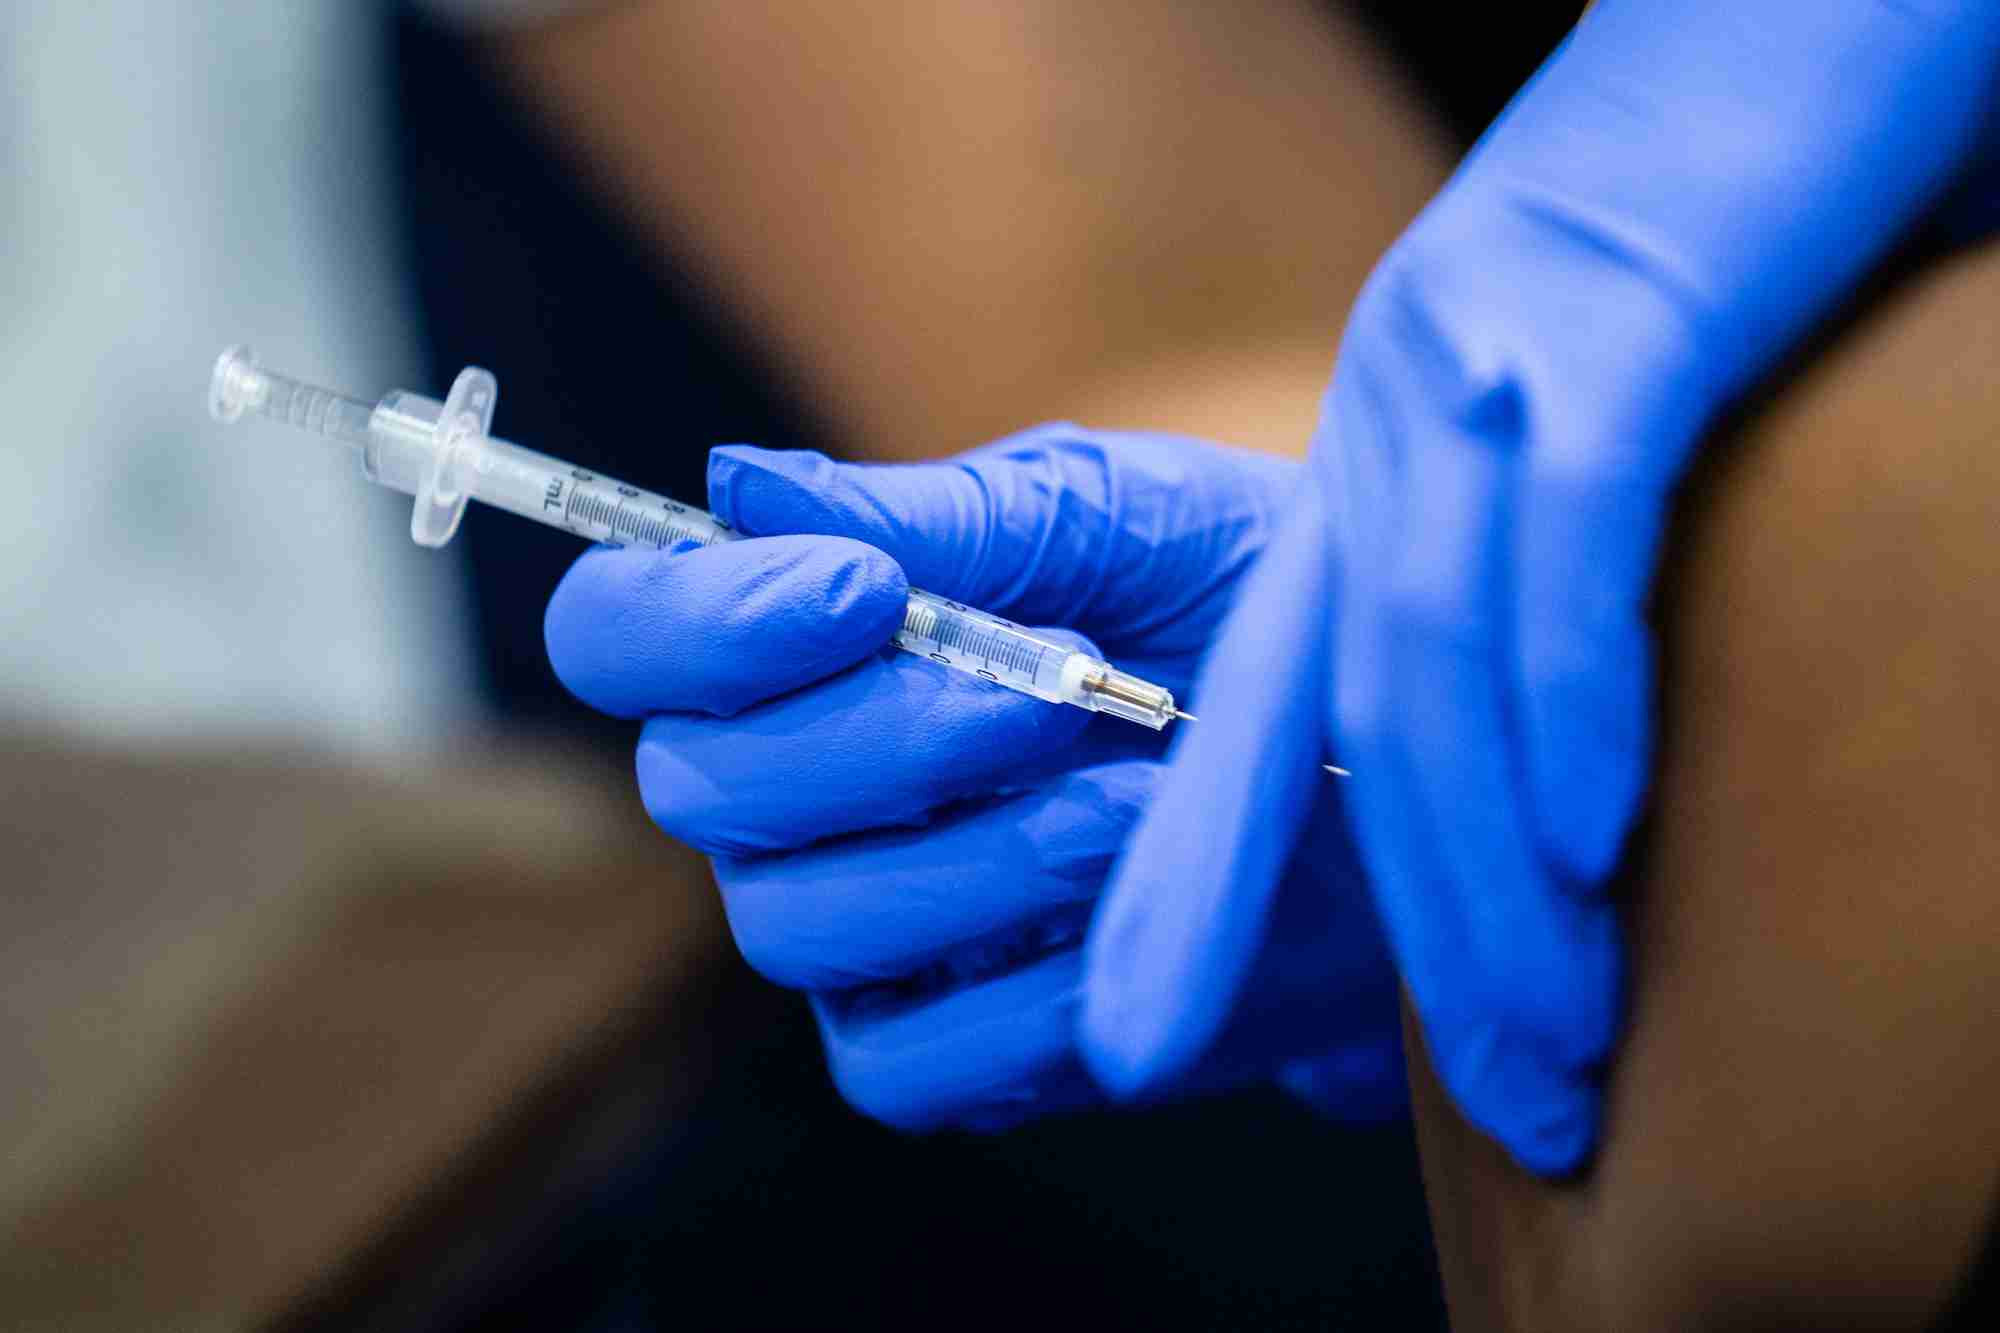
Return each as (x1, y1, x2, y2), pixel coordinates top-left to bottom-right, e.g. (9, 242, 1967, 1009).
(1406, 238, 2000, 1330)
(481, 0, 1450, 459)
(485, 4, 2000, 1325)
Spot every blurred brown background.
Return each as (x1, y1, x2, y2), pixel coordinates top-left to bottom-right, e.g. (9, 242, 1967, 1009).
(1, 737, 721, 1327)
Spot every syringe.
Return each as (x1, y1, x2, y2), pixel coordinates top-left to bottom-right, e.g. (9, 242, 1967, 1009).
(208, 347, 1193, 731)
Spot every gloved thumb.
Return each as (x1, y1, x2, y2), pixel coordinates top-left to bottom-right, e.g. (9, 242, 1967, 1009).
(1080, 493, 1336, 1096)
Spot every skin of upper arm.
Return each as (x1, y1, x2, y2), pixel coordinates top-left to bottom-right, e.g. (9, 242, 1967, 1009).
(1408, 237, 2000, 1332)
(477, 0, 1451, 461)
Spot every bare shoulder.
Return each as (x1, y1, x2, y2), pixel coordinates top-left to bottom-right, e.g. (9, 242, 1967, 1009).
(1411, 239, 2000, 1331)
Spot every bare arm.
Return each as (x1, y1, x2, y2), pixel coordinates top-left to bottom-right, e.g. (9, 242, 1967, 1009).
(1409, 239, 2000, 1331)
(478, 0, 1449, 459)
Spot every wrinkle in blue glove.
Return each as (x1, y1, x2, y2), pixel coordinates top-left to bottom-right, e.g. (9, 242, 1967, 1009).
(1090, 0, 2000, 1175)
(710, 426, 1300, 690)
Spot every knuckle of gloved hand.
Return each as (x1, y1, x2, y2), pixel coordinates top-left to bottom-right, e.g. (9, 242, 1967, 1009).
(822, 1036, 1050, 1134)
(976, 420, 1091, 461)
(1351, 222, 1531, 448)
(809, 1002, 940, 1130)
(640, 790, 761, 860)
(1064, 759, 1157, 821)
(1362, 186, 1716, 486)
(708, 859, 827, 990)
(634, 730, 781, 859)
(1018, 762, 1159, 888)
(821, 1051, 927, 1131)
(1443, 928, 1621, 1080)
(706, 444, 838, 534)
(698, 538, 909, 715)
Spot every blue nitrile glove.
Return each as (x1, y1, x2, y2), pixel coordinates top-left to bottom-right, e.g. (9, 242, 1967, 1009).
(543, 427, 1402, 1129)
(1084, 0, 2000, 1174)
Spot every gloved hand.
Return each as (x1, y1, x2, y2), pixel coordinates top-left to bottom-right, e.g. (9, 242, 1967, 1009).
(544, 427, 1402, 1129)
(1085, 0, 2000, 1174)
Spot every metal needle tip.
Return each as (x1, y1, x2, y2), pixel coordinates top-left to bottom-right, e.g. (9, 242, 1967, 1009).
(1172, 710, 1197, 723)
(1324, 765, 1352, 778)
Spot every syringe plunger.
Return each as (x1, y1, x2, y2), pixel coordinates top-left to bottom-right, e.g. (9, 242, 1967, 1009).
(210, 345, 373, 452)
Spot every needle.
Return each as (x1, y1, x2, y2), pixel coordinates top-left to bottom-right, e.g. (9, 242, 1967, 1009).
(1167, 707, 1347, 775)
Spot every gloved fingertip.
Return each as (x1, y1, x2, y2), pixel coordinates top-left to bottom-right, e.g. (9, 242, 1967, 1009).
(1502, 1093, 1599, 1178)
(707, 444, 838, 535)
(1074, 1000, 1157, 1102)
(1079, 495, 1337, 1104)
(814, 540, 911, 632)
(1279, 1036, 1409, 1123)
(1075, 885, 1200, 1101)
(1438, 1025, 1603, 1177)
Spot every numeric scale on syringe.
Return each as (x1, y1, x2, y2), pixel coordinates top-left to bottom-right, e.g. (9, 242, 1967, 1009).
(208, 347, 1201, 732)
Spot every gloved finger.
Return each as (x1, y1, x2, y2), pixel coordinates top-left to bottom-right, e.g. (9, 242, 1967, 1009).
(544, 536, 907, 719)
(1279, 1033, 1408, 1125)
(812, 950, 1106, 1131)
(713, 762, 1156, 991)
(706, 427, 1294, 662)
(1329, 323, 1624, 1173)
(636, 628, 1111, 857)
(1079, 495, 1339, 1098)
(1469, 0, 2000, 888)
(821, 944, 1400, 1132)
(818, 794, 1402, 1132)
(808, 735, 1399, 1131)
(1181, 777, 1403, 1120)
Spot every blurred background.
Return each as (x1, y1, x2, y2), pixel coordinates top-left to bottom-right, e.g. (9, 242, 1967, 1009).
(0, 2, 1574, 1327)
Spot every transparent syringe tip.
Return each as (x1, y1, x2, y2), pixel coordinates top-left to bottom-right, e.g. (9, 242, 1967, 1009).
(209, 345, 374, 452)
(1078, 664, 1183, 730)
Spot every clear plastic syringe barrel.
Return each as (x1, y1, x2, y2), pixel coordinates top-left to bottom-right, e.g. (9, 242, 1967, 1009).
(894, 590, 1178, 729)
(208, 348, 1184, 730)
(417, 432, 1179, 728)
(368, 391, 735, 550)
